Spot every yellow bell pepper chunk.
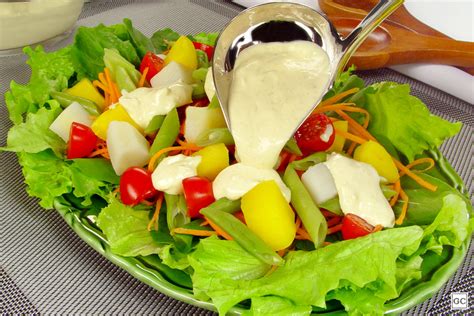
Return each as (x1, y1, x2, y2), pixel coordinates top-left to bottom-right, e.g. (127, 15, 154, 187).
(91, 104, 142, 140)
(164, 36, 197, 70)
(65, 78, 105, 110)
(327, 120, 348, 153)
(193, 143, 229, 180)
(354, 140, 398, 183)
(241, 180, 296, 251)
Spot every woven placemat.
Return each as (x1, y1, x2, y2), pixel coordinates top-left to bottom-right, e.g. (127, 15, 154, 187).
(1, 0, 472, 314)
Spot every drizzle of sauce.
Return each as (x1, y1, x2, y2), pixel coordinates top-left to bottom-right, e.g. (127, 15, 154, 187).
(213, 41, 331, 200)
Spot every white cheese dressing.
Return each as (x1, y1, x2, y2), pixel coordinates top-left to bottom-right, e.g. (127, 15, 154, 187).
(151, 154, 201, 195)
(228, 41, 330, 169)
(213, 41, 330, 199)
(324, 153, 395, 227)
(213, 163, 291, 202)
(119, 83, 192, 129)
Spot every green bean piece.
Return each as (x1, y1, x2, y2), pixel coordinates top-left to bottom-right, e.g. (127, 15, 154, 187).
(200, 205, 283, 266)
(144, 115, 165, 134)
(283, 138, 302, 156)
(192, 83, 206, 99)
(50, 91, 100, 116)
(150, 108, 180, 156)
(283, 166, 327, 248)
(204, 198, 241, 214)
(208, 95, 220, 109)
(195, 128, 234, 147)
(192, 67, 208, 82)
(318, 197, 343, 216)
(289, 152, 327, 171)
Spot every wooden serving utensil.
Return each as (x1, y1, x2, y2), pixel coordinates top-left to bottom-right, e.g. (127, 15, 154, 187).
(319, 0, 474, 74)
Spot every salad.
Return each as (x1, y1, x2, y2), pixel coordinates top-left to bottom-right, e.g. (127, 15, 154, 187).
(2, 19, 472, 315)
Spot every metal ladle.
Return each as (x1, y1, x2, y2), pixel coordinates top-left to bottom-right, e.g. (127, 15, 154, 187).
(212, 0, 403, 131)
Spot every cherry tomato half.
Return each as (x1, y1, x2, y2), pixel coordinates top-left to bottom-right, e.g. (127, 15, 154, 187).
(341, 213, 374, 240)
(120, 167, 158, 206)
(67, 122, 98, 159)
(182, 176, 215, 218)
(139, 52, 164, 82)
(294, 113, 335, 154)
(192, 42, 214, 60)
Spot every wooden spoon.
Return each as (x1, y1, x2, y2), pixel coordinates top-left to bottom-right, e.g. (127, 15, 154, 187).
(319, 0, 474, 74)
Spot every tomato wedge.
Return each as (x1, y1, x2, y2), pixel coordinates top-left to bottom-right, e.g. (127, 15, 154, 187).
(139, 52, 164, 82)
(67, 122, 98, 159)
(192, 42, 214, 60)
(120, 167, 157, 206)
(294, 113, 335, 154)
(182, 176, 215, 218)
(341, 213, 374, 240)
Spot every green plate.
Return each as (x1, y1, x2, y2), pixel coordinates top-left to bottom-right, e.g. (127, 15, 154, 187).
(55, 198, 470, 315)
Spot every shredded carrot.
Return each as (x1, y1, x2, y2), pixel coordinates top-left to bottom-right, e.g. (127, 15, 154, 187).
(393, 159, 437, 192)
(176, 139, 201, 151)
(148, 146, 189, 172)
(278, 248, 288, 257)
(296, 227, 312, 241)
(404, 158, 435, 174)
(200, 220, 209, 226)
(179, 122, 186, 136)
(112, 80, 121, 100)
(335, 129, 367, 145)
(172, 228, 216, 237)
(314, 103, 370, 128)
(93, 80, 111, 95)
(327, 223, 342, 235)
(373, 225, 383, 232)
(390, 180, 401, 206)
(321, 210, 339, 218)
(98, 72, 108, 86)
(138, 67, 149, 88)
(319, 87, 360, 107)
(88, 148, 110, 159)
(347, 141, 358, 156)
(205, 217, 233, 240)
(395, 189, 409, 225)
(335, 110, 375, 142)
(147, 194, 163, 231)
(264, 264, 279, 277)
(295, 216, 302, 230)
(323, 241, 332, 246)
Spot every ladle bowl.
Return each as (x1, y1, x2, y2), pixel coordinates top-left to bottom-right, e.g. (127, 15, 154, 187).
(212, 0, 403, 131)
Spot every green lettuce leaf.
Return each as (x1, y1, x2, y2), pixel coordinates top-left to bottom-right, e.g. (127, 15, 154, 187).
(192, 32, 219, 46)
(71, 23, 140, 79)
(3, 100, 65, 156)
(189, 227, 423, 315)
(5, 46, 75, 124)
(97, 198, 162, 257)
(18, 150, 73, 209)
(103, 48, 141, 92)
(362, 82, 461, 162)
(123, 18, 155, 59)
(421, 194, 473, 254)
(243, 296, 312, 316)
(151, 28, 180, 53)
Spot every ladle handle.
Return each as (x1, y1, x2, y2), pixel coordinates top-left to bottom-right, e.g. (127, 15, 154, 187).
(337, 0, 403, 74)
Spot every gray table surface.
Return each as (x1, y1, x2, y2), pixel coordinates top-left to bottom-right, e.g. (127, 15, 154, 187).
(1, 0, 472, 315)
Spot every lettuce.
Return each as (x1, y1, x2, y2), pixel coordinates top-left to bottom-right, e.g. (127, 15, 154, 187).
(189, 193, 471, 315)
(361, 82, 461, 162)
(71, 23, 140, 80)
(190, 227, 423, 315)
(5, 46, 75, 124)
(18, 150, 73, 209)
(3, 100, 65, 156)
(97, 198, 163, 257)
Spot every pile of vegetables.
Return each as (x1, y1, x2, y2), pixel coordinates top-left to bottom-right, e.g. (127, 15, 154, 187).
(2, 19, 472, 316)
